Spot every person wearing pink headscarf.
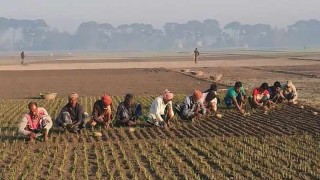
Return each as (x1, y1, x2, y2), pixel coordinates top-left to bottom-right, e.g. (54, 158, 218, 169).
(146, 89, 175, 128)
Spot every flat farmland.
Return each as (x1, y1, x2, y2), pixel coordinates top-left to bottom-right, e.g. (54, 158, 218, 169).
(0, 96, 319, 179)
(0, 51, 320, 179)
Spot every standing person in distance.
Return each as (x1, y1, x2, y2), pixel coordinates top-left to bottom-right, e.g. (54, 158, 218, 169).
(193, 48, 200, 64)
(20, 51, 25, 65)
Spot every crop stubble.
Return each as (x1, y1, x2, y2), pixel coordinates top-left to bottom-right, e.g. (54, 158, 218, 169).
(0, 96, 319, 179)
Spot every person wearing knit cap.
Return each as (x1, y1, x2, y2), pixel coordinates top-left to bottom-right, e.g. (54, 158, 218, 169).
(115, 94, 142, 127)
(282, 80, 298, 104)
(146, 89, 175, 128)
(56, 92, 90, 133)
(90, 94, 113, 129)
(177, 90, 206, 121)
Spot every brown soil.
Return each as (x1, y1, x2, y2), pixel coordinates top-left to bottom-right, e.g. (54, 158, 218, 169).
(0, 97, 319, 179)
(0, 68, 216, 99)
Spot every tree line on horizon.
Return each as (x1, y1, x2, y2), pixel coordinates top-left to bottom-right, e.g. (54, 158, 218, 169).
(0, 17, 320, 51)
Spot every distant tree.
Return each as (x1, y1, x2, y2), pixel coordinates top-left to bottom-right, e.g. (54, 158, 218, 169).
(286, 19, 320, 48)
(223, 21, 242, 47)
(239, 24, 274, 47)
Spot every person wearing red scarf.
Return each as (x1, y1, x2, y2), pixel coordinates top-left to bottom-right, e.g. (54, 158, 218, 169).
(90, 94, 113, 129)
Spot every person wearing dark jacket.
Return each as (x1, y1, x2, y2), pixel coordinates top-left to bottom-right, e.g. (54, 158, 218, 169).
(268, 81, 284, 103)
(56, 92, 89, 133)
(177, 90, 206, 120)
(115, 94, 142, 127)
(203, 83, 220, 112)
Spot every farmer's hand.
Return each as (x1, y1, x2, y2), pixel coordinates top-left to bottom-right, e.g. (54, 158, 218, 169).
(98, 115, 105, 122)
(29, 132, 36, 138)
(194, 110, 200, 117)
(240, 109, 246, 114)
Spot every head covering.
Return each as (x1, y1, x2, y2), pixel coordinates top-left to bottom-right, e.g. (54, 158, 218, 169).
(163, 89, 174, 101)
(101, 94, 112, 106)
(68, 92, 78, 100)
(286, 80, 293, 87)
(193, 90, 202, 100)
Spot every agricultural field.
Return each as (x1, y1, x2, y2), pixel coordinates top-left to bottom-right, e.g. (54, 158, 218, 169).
(0, 95, 319, 179)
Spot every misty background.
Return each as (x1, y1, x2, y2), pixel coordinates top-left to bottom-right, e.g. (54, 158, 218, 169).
(0, 0, 320, 51)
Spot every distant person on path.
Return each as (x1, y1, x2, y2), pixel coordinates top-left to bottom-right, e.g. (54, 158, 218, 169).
(55, 92, 90, 133)
(176, 90, 206, 121)
(249, 83, 272, 110)
(90, 94, 113, 129)
(20, 51, 25, 65)
(193, 48, 200, 64)
(282, 80, 298, 104)
(18, 102, 52, 143)
(224, 81, 247, 114)
(146, 89, 174, 128)
(115, 94, 142, 127)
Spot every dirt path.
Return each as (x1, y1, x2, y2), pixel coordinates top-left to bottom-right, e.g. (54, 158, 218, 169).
(0, 58, 319, 71)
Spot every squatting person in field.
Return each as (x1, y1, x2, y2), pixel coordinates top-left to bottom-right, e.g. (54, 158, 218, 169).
(147, 89, 174, 128)
(91, 94, 113, 129)
(115, 94, 142, 127)
(249, 82, 272, 111)
(224, 81, 247, 114)
(282, 80, 298, 104)
(176, 90, 206, 120)
(18, 102, 52, 143)
(55, 92, 90, 133)
(202, 83, 220, 113)
(200, 90, 219, 114)
(268, 81, 284, 103)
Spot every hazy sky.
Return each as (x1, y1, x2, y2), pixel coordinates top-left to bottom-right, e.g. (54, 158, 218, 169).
(0, 0, 319, 32)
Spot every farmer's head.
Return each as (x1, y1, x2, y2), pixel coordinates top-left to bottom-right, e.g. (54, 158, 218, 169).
(163, 89, 174, 104)
(260, 83, 269, 91)
(124, 94, 134, 107)
(28, 102, 38, 117)
(101, 94, 112, 107)
(68, 92, 78, 108)
(273, 81, 281, 92)
(209, 83, 217, 91)
(234, 81, 242, 93)
(192, 90, 202, 102)
(286, 80, 293, 88)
